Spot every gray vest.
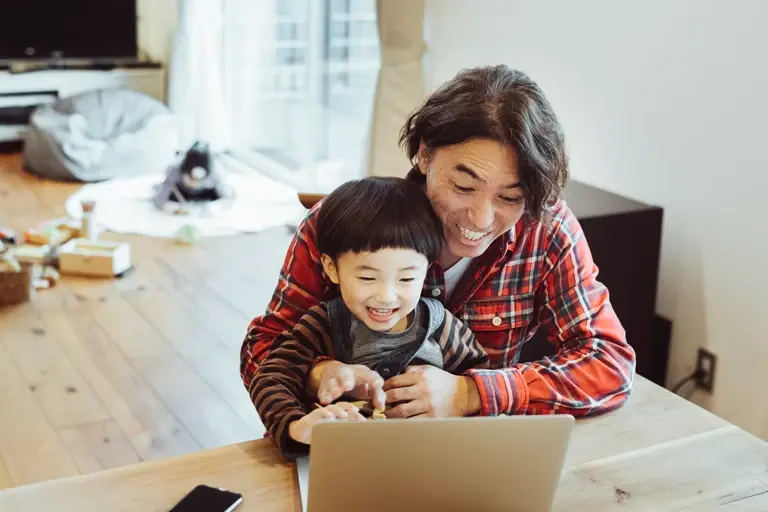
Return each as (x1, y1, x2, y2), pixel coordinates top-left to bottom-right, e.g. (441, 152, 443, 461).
(326, 297, 446, 380)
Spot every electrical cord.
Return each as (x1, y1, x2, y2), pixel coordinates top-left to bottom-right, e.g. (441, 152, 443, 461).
(670, 370, 705, 394)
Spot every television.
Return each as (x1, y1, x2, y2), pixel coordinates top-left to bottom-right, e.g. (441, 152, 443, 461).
(0, 0, 137, 61)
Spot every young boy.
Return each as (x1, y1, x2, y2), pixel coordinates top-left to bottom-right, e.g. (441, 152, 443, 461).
(250, 177, 489, 459)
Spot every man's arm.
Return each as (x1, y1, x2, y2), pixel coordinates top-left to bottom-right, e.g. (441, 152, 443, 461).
(465, 208, 636, 417)
(250, 304, 334, 459)
(240, 204, 328, 398)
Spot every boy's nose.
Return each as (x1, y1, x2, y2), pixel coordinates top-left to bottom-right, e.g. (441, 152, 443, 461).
(376, 283, 397, 304)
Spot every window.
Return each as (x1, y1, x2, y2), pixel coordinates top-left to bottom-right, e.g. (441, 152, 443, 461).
(223, 0, 380, 192)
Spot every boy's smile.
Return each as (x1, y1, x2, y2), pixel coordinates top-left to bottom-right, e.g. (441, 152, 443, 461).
(322, 248, 429, 332)
(367, 307, 399, 323)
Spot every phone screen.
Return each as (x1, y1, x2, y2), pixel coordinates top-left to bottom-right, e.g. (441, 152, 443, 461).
(169, 484, 243, 512)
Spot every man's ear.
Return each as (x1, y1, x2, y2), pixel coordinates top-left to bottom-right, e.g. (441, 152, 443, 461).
(320, 254, 340, 284)
(417, 141, 430, 176)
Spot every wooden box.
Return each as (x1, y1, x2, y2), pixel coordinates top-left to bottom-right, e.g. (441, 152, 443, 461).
(58, 239, 132, 278)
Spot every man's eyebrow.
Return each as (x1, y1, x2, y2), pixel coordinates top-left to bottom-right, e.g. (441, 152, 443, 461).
(455, 164, 484, 182)
(455, 163, 522, 189)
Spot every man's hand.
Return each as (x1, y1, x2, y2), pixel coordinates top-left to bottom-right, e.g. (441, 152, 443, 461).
(383, 365, 482, 419)
(288, 402, 365, 444)
(308, 360, 386, 411)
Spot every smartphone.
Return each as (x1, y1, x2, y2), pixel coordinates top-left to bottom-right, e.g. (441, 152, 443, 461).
(169, 484, 243, 512)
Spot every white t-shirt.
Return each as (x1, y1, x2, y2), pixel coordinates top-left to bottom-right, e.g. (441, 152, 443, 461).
(443, 257, 474, 301)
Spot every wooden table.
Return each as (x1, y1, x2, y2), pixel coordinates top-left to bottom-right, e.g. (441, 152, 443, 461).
(1, 376, 767, 511)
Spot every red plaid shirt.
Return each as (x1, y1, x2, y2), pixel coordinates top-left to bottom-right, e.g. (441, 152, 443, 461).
(241, 191, 636, 417)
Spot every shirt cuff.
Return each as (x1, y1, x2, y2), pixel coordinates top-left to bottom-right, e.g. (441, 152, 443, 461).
(312, 356, 334, 367)
(464, 368, 529, 416)
(273, 409, 311, 461)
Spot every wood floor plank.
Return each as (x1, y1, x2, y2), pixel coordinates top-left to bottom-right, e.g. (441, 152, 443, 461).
(127, 289, 264, 436)
(46, 311, 202, 461)
(0, 153, 293, 488)
(150, 253, 258, 350)
(163, 277, 252, 350)
(58, 420, 142, 474)
(118, 245, 262, 434)
(161, 236, 288, 323)
(118, 241, 194, 295)
(1, 322, 112, 429)
(204, 272, 273, 322)
(86, 297, 258, 448)
(0, 302, 42, 332)
(0, 342, 79, 486)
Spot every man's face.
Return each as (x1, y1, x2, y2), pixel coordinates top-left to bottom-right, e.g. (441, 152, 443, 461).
(322, 248, 429, 332)
(420, 138, 526, 264)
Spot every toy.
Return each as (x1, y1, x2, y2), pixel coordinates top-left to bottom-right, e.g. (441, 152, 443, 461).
(0, 226, 17, 245)
(152, 140, 229, 214)
(22, 218, 80, 247)
(351, 400, 386, 420)
(175, 224, 201, 245)
(10, 244, 52, 265)
(80, 199, 98, 240)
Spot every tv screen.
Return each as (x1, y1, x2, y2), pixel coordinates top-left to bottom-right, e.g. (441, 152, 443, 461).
(0, 0, 137, 60)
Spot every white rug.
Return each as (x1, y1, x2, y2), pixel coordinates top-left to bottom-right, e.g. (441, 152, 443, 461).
(64, 169, 305, 238)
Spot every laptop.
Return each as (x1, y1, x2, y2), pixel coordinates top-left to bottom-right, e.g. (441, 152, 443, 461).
(297, 414, 574, 512)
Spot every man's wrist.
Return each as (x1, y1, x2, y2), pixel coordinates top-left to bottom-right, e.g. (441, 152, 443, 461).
(461, 375, 482, 416)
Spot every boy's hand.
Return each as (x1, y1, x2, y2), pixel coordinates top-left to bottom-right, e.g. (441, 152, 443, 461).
(288, 402, 365, 444)
(312, 360, 386, 411)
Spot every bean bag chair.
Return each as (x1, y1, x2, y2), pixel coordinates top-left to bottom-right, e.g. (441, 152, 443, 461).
(22, 87, 180, 182)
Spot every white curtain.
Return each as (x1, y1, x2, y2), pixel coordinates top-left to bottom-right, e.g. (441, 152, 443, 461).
(167, 0, 233, 153)
(366, 0, 426, 177)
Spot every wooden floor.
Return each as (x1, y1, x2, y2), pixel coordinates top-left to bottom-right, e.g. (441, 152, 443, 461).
(0, 154, 293, 490)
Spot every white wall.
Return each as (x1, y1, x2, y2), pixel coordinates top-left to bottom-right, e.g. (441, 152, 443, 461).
(137, 0, 178, 65)
(424, 0, 768, 438)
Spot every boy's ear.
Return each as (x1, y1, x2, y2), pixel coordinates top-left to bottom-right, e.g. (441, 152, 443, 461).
(320, 254, 340, 284)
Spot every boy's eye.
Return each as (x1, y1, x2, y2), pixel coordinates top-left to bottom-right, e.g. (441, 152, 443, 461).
(358, 277, 375, 282)
(500, 196, 523, 205)
(400, 278, 415, 283)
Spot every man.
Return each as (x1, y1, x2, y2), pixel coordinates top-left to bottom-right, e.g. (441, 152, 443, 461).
(241, 64, 636, 420)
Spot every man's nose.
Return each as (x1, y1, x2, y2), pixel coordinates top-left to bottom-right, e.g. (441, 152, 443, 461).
(468, 197, 494, 229)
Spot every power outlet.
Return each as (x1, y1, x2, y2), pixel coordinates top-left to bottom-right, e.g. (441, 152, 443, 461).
(695, 348, 717, 392)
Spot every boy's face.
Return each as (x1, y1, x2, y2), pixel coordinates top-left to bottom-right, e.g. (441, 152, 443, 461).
(322, 248, 429, 332)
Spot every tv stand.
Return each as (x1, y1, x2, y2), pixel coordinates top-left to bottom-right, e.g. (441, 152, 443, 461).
(0, 59, 163, 74)
(0, 64, 166, 152)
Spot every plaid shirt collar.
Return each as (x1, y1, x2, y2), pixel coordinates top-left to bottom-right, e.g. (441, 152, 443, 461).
(422, 225, 521, 314)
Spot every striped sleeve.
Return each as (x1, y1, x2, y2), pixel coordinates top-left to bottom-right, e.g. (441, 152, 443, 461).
(240, 203, 329, 407)
(250, 303, 335, 459)
(465, 208, 636, 417)
(435, 309, 490, 374)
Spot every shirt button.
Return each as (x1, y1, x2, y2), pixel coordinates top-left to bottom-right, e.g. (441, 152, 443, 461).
(492, 316, 502, 327)
(431, 288, 441, 297)
(381, 368, 391, 376)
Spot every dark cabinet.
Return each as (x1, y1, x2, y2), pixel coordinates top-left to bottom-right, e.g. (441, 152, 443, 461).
(519, 180, 667, 386)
